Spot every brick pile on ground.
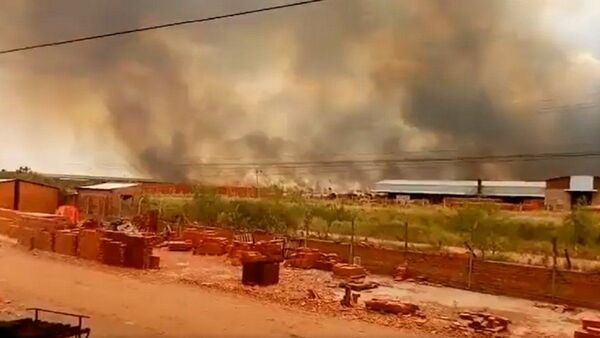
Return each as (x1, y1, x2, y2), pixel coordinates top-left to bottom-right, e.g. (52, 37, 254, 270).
(78, 229, 103, 260)
(228, 241, 254, 265)
(193, 236, 229, 256)
(332, 263, 367, 279)
(452, 311, 510, 333)
(254, 240, 284, 262)
(286, 247, 342, 270)
(575, 316, 600, 338)
(33, 229, 54, 251)
(0, 216, 13, 236)
(100, 238, 126, 266)
(365, 298, 420, 315)
(167, 240, 193, 252)
(103, 230, 155, 269)
(54, 230, 78, 256)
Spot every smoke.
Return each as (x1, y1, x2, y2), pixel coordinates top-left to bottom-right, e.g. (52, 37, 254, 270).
(1, 0, 600, 188)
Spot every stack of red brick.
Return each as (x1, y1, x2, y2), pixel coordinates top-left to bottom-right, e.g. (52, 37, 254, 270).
(194, 237, 230, 256)
(332, 263, 367, 279)
(286, 247, 343, 271)
(575, 317, 600, 338)
(0, 208, 159, 270)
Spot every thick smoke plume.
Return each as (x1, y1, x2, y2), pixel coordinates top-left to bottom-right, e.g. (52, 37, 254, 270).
(1, 0, 599, 189)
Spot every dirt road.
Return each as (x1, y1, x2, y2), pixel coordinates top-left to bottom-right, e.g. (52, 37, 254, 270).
(0, 242, 433, 338)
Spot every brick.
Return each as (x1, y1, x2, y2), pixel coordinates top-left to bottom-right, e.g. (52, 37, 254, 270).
(149, 255, 160, 269)
(33, 230, 54, 251)
(583, 317, 600, 330)
(332, 263, 367, 279)
(574, 329, 600, 338)
(100, 239, 126, 266)
(78, 230, 102, 261)
(167, 240, 193, 252)
(54, 231, 78, 256)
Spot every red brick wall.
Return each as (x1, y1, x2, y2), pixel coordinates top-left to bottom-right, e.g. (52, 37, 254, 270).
(18, 181, 60, 214)
(306, 239, 600, 309)
(0, 181, 15, 209)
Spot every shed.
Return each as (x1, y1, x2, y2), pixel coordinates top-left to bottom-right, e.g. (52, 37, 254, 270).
(0, 178, 61, 214)
(545, 176, 600, 210)
(76, 182, 141, 219)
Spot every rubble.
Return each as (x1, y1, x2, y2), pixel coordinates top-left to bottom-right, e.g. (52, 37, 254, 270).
(285, 247, 341, 270)
(338, 280, 379, 291)
(533, 302, 577, 313)
(365, 298, 420, 315)
(453, 311, 510, 333)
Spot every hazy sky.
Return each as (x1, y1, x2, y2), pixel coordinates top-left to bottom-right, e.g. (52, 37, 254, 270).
(0, 0, 599, 183)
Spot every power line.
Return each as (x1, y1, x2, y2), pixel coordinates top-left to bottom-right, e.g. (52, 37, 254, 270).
(0, 0, 325, 55)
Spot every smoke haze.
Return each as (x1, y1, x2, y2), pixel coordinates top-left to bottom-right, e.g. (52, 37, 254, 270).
(1, 0, 600, 189)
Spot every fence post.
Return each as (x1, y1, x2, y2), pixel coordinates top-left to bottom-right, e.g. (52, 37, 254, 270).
(404, 221, 408, 253)
(464, 242, 476, 289)
(349, 217, 355, 263)
(551, 237, 558, 299)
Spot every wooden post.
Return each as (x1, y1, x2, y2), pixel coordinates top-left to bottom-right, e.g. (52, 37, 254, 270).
(564, 248, 572, 270)
(464, 241, 476, 289)
(404, 221, 408, 253)
(551, 237, 558, 298)
(349, 217, 355, 264)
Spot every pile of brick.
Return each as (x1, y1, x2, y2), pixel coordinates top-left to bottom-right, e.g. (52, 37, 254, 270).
(228, 241, 255, 265)
(575, 316, 600, 338)
(181, 227, 234, 246)
(194, 237, 229, 256)
(78, 229, 103, 260)
(453, 311, 510, 333)
(365, 298, 420, 315)
(332, 263, 367, 279)
(254, 240, 284, 262)
(100, 238, 126, 266)
(103, 231, 155, 269)
(34, 229, 54, 252)
(286, 247, 342, 270)
(167, 240, 193, 252)
(54, 230, 78, 256)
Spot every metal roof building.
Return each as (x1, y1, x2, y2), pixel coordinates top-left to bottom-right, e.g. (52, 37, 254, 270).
(373, 179, 545, 198)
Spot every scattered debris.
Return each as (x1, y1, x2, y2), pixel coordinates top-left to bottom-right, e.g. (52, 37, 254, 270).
(453, 311, 509, 333)
(338, 280, 379, 291)
(365, 298, 420, 315)
(533, 302, 577, 313)
(306, 289, 320, 299)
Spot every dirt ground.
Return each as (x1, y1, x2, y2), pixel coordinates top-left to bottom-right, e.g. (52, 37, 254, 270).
(0, 236, 597, 338)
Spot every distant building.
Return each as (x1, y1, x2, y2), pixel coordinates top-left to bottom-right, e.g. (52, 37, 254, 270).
(0, 178, 60, 214)
(373, 179, 545, 203)
(545, 175, 600, 210)
(76, 182, 141, 219)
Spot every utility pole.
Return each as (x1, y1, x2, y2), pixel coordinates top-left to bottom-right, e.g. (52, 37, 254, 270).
(255, 169, 262, 198)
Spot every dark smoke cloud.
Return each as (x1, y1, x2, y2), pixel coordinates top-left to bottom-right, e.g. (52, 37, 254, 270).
(1, 0, 599, 188)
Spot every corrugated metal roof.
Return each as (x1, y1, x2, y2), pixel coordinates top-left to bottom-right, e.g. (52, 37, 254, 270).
(78, 182, 139, 190)
(373, 180, 477, 196)
(373, 179, 546, 198)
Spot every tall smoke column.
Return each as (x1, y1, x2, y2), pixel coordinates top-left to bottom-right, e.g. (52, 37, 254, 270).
(0, 0, 599, 186)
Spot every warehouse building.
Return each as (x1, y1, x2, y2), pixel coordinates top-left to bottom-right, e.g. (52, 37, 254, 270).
(545, 175, 600, 210)
(0, 178, 61, 213)
(373, 179, 545, 204)
(76, 182, 141, 219)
